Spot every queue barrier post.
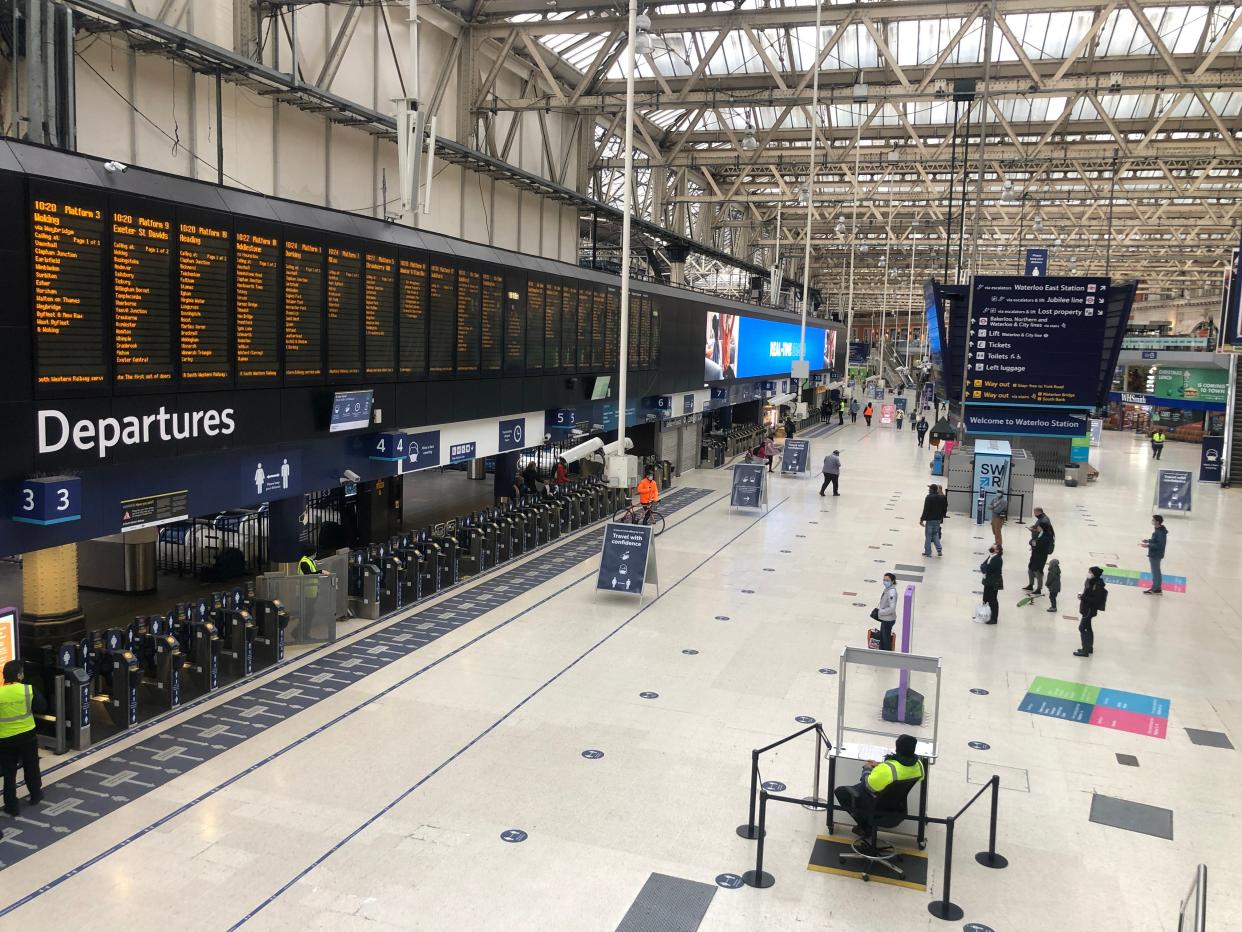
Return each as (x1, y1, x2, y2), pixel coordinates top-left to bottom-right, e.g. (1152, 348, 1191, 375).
(974, 775, 1009, 869)
(927, 816, 963, 921)
(737, 749, 763, 839)
(742, 791, 776, 888)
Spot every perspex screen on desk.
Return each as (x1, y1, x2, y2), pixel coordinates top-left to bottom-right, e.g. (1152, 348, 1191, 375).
(835, 646, 942, 762)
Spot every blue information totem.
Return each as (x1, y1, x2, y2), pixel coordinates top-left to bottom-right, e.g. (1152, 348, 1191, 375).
(971, 440, 1011, 523)
(14, 475, 82, 525)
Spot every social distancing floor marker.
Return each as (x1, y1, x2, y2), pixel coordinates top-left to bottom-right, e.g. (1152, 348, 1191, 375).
(1018, 676, 1170, 738)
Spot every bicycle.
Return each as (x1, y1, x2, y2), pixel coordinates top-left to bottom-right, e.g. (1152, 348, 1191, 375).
(612, 499, 666, 536)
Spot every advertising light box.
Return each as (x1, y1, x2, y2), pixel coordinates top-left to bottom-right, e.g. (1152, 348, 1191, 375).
(704, 311, 831, 381)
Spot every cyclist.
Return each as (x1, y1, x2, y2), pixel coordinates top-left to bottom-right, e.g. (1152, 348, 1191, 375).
(636, 469, 660, 524)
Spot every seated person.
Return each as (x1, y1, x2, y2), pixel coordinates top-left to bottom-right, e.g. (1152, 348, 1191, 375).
(833, 734, 925, 843)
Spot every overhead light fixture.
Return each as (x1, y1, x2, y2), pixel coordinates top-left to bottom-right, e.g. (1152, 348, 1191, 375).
(634, 13, 654, 55)
(741, 125, 759, 151)
(835, 218, 847, 235)
(852, 82, 869, 103)
(1032, 216, 1044, 234)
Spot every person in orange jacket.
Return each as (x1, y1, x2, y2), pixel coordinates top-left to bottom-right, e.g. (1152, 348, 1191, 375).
(863, 402, 874, 426)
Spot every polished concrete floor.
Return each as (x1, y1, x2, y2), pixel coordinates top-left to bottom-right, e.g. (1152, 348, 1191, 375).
(0, 417, 1230, 931)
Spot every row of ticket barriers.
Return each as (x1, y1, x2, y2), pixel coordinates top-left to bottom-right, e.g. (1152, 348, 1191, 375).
(25, 477, 630, 755)
(348, 476, 629, 616)
(25, 586, 291, 754)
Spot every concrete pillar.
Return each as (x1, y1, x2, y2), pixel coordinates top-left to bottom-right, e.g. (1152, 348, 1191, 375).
(20, 542, 85, 655)
(268, 496, 306, 569)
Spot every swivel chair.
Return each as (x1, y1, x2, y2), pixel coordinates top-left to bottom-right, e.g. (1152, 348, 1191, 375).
(838, 775, 922, 881)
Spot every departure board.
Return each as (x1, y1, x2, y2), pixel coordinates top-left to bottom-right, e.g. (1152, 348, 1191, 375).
(481, 271, 503, 373)
(398, 255, 427, 377)
(627, 294, 640, 367)
(456, 268, 481, 374)
(604, 287, 619, 369)
(526, 279, 544, 372)
(428, 263, 455, 376)
(590, 288, 605, 369)
(326, 246, 362, 378)
(113, 207, 173, 385)
(639, 296, 652, 368)
(651, 304, 661, 366)
(561, 285, 577, 373)
(178, 221, 230, 383)
(545, 281, 562, 371)
(576, 285, 590, 369)
(31, 191, 107, 388)
(504, 283, 524, 375)
(364, 253, 396, 378)
(235, 229, 281, 381)
(284, 240, 324, 380)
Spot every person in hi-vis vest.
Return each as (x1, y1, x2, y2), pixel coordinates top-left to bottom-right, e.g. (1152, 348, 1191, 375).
(0, 659, 45, 818)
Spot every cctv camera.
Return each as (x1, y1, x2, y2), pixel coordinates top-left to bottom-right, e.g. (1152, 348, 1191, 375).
(341, 469, 361, 483)
(103, 160, 128, 173)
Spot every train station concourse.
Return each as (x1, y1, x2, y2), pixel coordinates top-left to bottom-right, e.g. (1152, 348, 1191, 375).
(0, 0, 1236, 929)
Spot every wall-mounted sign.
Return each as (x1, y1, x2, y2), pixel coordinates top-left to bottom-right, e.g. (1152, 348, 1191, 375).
(244, 453, 299, 501)
(121, 489, 189, 531)
(14, 475, 82, 525)
(498, 418, 527, 452)
(405, 430, 441, 471)
(449, 441, 477, 465)
(1024, 248, 1049, 276)
(0, 607, 16, 666)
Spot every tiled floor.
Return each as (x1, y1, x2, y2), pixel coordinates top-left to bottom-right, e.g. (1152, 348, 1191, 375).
(0, 421, 1233, 930)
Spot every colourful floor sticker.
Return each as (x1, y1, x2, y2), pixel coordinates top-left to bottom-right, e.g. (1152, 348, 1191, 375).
(1020, 677, 1170, 739)
(1101, 567, 1186, 593)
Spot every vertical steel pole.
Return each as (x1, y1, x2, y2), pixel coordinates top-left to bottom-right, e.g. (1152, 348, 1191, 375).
(215, 71, 225, 185)
(798, 0, 823, 361)
(844, 126, 860, 357)
(968, 1, 995, 280)
(616, 0, 638, 461)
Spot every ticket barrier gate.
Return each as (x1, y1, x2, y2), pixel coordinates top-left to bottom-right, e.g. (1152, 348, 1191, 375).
(170, 603, 222, 696)
(348, 550, 383, 620)
(250, 597, 290, 665)
(28, 643, 91, 754)
(457, 515, 491, 578)
(484, 509, 510, 566)
(380, 553, 406, 614)
(211, 603, 256, 679)
(83, 628, 141, 732)
(424, 527, 459, 587)
(392, 534, 432, 601)
(131, 615, 184, 710)
(500, 506, 525, 558)
(515, 499, 541, 550)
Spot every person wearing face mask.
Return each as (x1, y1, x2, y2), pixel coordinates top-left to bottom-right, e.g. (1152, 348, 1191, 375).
(979, 544, 1004, 625)
(873, 573, 899, 650)
(1074, 566, 1109, 657)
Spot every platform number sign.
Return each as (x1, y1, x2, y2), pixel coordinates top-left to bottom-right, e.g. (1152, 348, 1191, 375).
(369, 432, 407, 462)
(14, 475, 82, 525)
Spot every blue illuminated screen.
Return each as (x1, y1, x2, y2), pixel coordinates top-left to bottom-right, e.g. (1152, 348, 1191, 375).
(704, 312, 831, 381)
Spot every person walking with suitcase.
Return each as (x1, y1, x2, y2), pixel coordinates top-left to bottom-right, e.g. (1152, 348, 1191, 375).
(1074, 567, 1108, 657)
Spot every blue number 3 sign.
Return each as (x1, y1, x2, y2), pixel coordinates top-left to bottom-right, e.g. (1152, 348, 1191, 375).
(15, 476, 82, 525)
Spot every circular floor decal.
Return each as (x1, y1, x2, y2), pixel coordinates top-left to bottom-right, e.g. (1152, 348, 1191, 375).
(581, 750, 604, 760)
(761, 780, 787, 792)
(970, 688, 990, 696)
(715, 873, 744, 889)
(500, 829, 528, 843)
(639, 691, 659, 699)
(818, 668, 837, 675)
(968, 741, 991, 751)
(682, 649, 700, 655)
(795, 715, 817, 724)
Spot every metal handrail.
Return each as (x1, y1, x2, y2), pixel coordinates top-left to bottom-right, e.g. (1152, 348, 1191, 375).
(1178, 864, 1207, 932)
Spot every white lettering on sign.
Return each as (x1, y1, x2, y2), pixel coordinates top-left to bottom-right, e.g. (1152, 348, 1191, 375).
(38, 406, 236, 459)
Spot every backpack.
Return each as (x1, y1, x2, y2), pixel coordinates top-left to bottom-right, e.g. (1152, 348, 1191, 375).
(1095, 585, 1107, 612)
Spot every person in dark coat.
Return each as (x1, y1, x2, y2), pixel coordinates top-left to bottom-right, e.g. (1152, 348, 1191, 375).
(980, 544, 1004, 625)
(1141, 514, 1168, 594)
(1045, 558, 1061, 613)
(916, 416, 929, 446)
(1075, 567, 1108, 657)
(1023, 526, 1052, 595)
(919, 483, 947, 557)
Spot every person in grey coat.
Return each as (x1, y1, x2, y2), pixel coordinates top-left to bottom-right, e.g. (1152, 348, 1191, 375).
(819, 450, 841, 497)
(874, 572, 898, 650)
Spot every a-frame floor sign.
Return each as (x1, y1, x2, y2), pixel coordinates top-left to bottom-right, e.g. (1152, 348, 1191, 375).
(781, 439, 812, 479)
(596, 522, 659, 600)
(730, 462, 768, 511)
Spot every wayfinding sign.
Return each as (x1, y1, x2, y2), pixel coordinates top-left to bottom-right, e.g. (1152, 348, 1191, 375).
(966, 276, 1109, 407)
(596, 522, 657, 597)
(1155, 469, 1193, 513)
(730, 463, 767, 508)
(781, 439, 810, 476)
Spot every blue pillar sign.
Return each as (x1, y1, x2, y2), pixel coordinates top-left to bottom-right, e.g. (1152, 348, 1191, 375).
(1024, 248, 1049, 276)
(368, 432, 407, 461)
(730, 463, 767, 509)
(596, 522, 657, 598)
(683, 393, 695, 414)
(15, 476, 82, 525)
(1200, 436, 1224, 482)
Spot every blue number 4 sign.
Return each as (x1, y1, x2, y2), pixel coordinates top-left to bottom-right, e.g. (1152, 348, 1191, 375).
(370, 432, 407, 462)
(15, 476, 82, 525)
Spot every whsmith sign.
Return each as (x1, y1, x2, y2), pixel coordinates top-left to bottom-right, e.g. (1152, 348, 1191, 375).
(37, 406, 238, 459)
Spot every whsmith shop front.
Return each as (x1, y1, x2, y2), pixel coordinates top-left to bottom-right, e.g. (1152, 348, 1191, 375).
(1108, 354, 1228, 442)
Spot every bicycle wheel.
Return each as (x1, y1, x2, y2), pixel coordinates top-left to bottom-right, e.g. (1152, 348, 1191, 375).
(612, 507, 634, 524)
(649, 512, 666, 536)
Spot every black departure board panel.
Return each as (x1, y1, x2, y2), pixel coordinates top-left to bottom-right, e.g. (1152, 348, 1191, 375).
(651, 304, 661, 366)
(545, 281, 562, 372)
(456, 268, 481, 375)
(113, 206, 173, 386)
(235, 229, 280, 382)
(504, 281, 524, 376)
(178, 220, 230, 383)
(639, 296, 652, 369)
(284, 240, 324, 381)
(526, 279, 544, 373)
(590, 288, 605, 368)
(628, 293, 641, 367)
(604, 287, 619, 369)
(326, 245, 362, 378)
(481, 271, 503, 373)
(32, 190, 107, 389)
(429, 263, 455, 377)
(398, 255, 427, 377)
(561, 285, 577, 373)
(576, 285, 590, 369)
(364, 253, 395, 378)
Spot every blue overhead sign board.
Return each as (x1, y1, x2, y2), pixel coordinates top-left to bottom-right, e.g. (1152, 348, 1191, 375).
(14, 476, 82, 525)
(1024, 248, 1049, 277)
(547, 408, 577, 431)
(1109, 391, 1225, 413)
(449, 441, 476, 465)
(405, 430, 441, 470)
(966, 275, 1109, 408)
(963, 406, 1091, 437)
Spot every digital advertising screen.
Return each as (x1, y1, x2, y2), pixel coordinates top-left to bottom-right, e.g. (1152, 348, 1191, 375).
(704, 310, 829, 381)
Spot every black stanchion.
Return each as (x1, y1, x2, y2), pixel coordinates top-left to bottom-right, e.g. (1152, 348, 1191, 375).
(742, 791, 775, 889)
(737, 749, 764, 839)
(974, 775, 1009, 869)
(927, 816, 964, 921)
